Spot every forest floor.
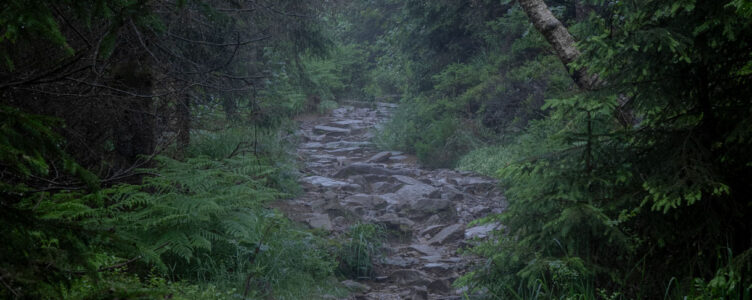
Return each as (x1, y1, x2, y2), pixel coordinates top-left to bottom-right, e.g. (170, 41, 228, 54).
(274, 102, 506, 299)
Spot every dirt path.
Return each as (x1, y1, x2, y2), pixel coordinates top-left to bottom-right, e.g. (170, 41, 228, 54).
(278, 102, 505, 299)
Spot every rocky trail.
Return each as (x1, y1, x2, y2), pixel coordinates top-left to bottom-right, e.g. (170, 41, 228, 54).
(277, 102, 506, 299)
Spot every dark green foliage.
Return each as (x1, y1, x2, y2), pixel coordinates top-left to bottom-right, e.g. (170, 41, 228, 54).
(0, 106, 340, 298)
(458, 0, 752, 298)
(355, 1, 572, 167)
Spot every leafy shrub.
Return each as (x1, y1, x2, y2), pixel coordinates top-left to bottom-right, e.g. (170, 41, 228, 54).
(375, 96, 483, 168)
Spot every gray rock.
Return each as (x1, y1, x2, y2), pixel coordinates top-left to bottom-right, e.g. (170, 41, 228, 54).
(392, 175, 424, 185)
(341, 279, 371, 293)
(371, 181, 403, 194)
(323, 190, 338, 200)
(390, 269, 431, 286)
(420, 255, 443, 263)
(330, 119, 364, 128)
(324, 141, 371, 149)
(427, 279, 452, 294)
(304, 213, 332, 231)
(343, 194, 387, 209)
(409, 285, 428, 300)
(469, 205, 492, 216)
(326, 146, 362, 154)
(349, 175, 370, 193)
(383, 256, 418, 268)
(394, 183, 437, 203)
(309, 154, 337, 162)
(407, 244, 441, 257)
(301, 176, 349, 189)
(300, 142, 324, 149)
(388, 155, 408, 161)
(428, 224, 464, 245)
(425, 215, 441, 225)
(419, 225, 446, 238)
(374, 213, 414, 233)
(410, 198, 452, 214)
(464, 223, 499, 239)
(423, 263, 451, 273)
(366, 151, 392, 163)
(313, 125, 351, 136)
(334, 163, 412, 178)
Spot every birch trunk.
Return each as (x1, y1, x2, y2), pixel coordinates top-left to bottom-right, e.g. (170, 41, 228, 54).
(518, 0, 600, 90)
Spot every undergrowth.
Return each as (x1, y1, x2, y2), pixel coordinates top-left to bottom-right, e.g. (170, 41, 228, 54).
(337, 223, 385, 280)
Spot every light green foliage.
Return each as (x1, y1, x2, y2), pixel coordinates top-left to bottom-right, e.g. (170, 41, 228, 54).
(337, 223, 385, 279)
(374, 95, 485, 168)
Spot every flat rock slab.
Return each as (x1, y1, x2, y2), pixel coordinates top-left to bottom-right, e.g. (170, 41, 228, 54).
(343, 194, 387, 209)
(334, 163, 412, 178)
(341, 279, 370, 292)
(326, 146, 362, 154)
(465, 223, 500, 239)
(313, 125, 351, 135)
(366, 151, 392, 163)
(330, 119, 364, 128)
(428, 224, 464, 245)
(394, 183, 437, 203)
(324, 141, 372, 149)
(407, 244, 441, 257)
(301, 176, 350, 189)
(300, 142, 324, 149)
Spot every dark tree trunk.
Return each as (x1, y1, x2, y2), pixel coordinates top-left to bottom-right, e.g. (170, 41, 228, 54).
(115, 98, 155, 164)
(112, 60, 155, 166)
(176, 94, 191, 157)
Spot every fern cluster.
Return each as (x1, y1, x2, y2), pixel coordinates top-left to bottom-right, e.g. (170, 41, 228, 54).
(1, 106, 341, 299)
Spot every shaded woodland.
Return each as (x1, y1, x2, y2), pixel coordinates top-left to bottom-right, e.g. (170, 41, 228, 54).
(1, 0, 751, 299)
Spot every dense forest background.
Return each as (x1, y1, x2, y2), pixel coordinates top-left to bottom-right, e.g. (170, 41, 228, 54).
(1, 0, 751, 299)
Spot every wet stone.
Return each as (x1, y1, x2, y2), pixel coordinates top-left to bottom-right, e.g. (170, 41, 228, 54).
(301, 176, 349, 189)
(304, 213, 332, 231)
(428, 224, 464, 246)
(366, 151, 392, 163)
(313, 125, 351, 136)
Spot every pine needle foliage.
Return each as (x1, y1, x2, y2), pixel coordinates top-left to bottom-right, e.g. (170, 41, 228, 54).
(458, 0, 752, 298)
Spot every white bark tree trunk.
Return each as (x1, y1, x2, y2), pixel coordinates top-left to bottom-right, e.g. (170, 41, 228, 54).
(518, 0, 600, 90)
